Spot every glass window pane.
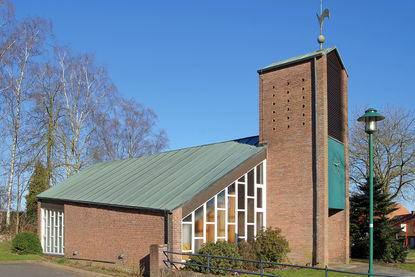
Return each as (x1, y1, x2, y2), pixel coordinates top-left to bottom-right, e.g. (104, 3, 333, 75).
(238, 212, 245, 236)
(206, 224, 215, 242)
(247, 225, 255, 242)
(248, 170, 254, 196)
(238, 184, 245, 209)
(228, 225, 236, 243)
(256, 212, 264, 234)
(183, 224, 192, 251)
(206, 198, 215, 222)
(228, 197, 235, 223)
(194, 206, 204, 237)
(248, 199, 254, 223)
(256, 163, 263, 184)
(228, 183, 235, 195)
(238, 175, 245, 182)
(217, 210, 225, 237)
(194, 239, 203, 253)
(257, 187, 263, 208)
(183, 214, 192, 222)
(217, 190, 225, 209)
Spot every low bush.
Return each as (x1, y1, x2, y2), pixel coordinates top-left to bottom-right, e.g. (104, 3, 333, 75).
(237, 240, 258, 270)
(185, 241, 241, 274)
(11, 232, 42, 255)
(253, 227, 290, 264)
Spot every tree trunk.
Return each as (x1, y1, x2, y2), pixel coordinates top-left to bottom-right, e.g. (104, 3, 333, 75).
(15, 199, 19, 234)
(6, 101, 19, 227)
(46, 101, 53, 188)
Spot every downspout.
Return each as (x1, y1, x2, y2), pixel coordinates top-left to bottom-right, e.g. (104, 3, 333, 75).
(313, 57, 319, 266)
(261, 76, 264, 143)
(166, 211, 172, 268)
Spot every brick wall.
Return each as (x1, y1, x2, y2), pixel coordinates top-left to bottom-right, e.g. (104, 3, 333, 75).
(260, 58, 322, 265)
(64, 203, 166, 266)
(259, 51, 349, 265)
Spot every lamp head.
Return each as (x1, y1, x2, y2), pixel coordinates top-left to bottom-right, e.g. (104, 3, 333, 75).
(357, 108, 385, 134)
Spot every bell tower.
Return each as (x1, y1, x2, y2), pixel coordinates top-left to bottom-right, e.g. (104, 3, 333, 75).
(258, 47, 349, 265)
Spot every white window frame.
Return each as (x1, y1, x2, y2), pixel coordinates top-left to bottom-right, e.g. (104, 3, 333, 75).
(181, 159, 267, 257)
(41, 204, 64, 255)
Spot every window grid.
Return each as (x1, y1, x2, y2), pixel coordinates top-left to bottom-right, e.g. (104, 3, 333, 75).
(42, 207, 64, 255)
(181, 160, 266, 256)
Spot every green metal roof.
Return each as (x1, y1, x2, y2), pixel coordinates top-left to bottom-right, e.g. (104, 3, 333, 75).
(257, 46, 347, 75)
(38, 140, 266, 212)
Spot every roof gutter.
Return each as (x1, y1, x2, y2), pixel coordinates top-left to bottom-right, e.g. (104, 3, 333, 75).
(37, 197, 171, 214)
(166, 211, 172, 268)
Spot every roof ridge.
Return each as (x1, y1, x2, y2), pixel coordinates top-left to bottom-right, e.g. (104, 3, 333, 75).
(257, 46, 347, 75)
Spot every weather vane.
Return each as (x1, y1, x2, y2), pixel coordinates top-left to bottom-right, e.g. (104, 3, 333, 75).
(316, 0, 330, 50)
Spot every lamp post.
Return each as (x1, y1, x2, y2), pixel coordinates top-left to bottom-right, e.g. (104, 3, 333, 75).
(357, 108, 385, 275)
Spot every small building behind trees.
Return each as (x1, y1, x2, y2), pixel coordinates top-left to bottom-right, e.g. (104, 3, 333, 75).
(394, 208, 415, 249)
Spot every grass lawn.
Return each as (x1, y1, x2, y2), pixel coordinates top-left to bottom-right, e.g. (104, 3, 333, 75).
(0, 241, 41, 261)
(238, 268, 367, 277)
(395, 251, 415, 272)
(267, 268, 366, 277)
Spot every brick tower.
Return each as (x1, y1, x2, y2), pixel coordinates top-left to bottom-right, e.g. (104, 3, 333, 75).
(258, 47, 349, 265)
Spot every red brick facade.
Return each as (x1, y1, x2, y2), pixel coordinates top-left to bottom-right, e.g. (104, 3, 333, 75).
(64, 203, 166, 265)
(38, 201, 183, 268)
(259, 51, 349, 265)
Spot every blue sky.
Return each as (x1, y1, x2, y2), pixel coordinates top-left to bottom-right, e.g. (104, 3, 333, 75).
(13, 1, 415, 208)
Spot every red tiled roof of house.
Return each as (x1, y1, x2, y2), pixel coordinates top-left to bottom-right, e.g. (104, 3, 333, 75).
(388, 203, 410, 218)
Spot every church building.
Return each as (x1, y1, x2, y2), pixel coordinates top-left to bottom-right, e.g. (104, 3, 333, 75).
(37, 46, 349, 267)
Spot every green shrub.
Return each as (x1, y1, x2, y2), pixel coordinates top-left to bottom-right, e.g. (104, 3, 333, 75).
(57, 258, 67, 264)
(253, 227, 290, 264)
(11, 232, 42, 255)
(237, 240, 258, 270)
(185, 241, 242, 274)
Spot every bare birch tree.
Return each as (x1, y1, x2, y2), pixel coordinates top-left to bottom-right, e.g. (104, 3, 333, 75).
(97, 98, 168, 161)
(30, 56, 64, 187)
(57, 51, 117, 177)
(2, 17, 50, 226)
(350, 105, 415, 201)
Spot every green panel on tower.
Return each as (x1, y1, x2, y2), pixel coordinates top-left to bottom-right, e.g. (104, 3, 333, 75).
(328, 137, 345, 209)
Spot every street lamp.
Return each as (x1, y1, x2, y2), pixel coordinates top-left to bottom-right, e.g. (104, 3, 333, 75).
(357, 108, 385, 275)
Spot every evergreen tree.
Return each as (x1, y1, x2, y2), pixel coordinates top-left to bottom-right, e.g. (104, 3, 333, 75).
(25, 161, 48, 223)
(350, 178, 407, 262)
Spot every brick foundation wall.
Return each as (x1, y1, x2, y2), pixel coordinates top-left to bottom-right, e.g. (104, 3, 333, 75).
(259, 51, 349, 265)
(64, 203, 166, 266)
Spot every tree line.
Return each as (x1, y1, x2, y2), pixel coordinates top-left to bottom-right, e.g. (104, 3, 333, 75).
(349, 105, 415, 261)
(0, 1, 168, 231)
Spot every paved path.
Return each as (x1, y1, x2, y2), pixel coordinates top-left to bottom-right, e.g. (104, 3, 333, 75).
(331, 261, 415, 276)
(0, 262, 109, 277)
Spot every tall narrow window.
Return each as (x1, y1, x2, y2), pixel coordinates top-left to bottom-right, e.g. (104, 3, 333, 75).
(41, 205, 64, 255)
(194, 206, 204, 237)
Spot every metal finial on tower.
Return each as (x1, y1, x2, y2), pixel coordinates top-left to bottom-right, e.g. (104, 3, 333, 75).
(316, 1, 330, 50)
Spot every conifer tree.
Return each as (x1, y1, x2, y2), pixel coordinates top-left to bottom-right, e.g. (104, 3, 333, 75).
(350, 178, 407, 262)
(25, 161, 48, 223)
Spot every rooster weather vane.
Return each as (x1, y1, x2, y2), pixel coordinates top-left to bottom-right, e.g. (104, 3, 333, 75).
(316, 2, 330, 50)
